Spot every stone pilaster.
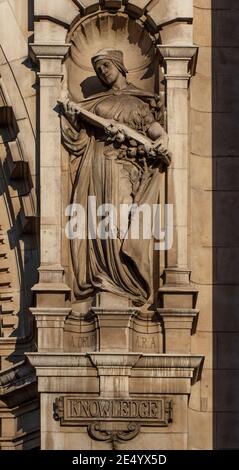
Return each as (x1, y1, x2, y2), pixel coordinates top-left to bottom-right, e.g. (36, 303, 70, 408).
(158, 46, 197, 287)
(30, 44, 71, 306)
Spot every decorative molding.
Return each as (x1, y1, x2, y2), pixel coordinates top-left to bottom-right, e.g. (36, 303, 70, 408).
(34, 1, 194, 35)
(0, 359, 37, 408)
(29, 44, 71, 62)
(88, 422, 141, 448)
(27, 352, 204, 385)
(54, 394, 173, 447)
(54, 396, 172, 425)
(158, 45, 198, 76)
(157, 308, 199, 335)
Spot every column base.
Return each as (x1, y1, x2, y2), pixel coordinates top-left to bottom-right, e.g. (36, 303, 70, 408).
(159, 268, 198, 308)
(157, 308, 199, 354)
(32, 282, 71, 308)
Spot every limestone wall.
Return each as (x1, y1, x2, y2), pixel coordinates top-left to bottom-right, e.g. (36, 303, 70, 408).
(189, 0, 213, 450)
(189, 0, 239, 450)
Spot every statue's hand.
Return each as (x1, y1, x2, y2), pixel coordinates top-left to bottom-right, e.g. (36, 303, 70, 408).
(105, 123, 126, 143)
(63, 99, 78, 118)
(58, 98, 80, 128)
(153, 144, 172, 168)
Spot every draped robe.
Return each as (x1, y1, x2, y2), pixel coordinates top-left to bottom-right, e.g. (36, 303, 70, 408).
(62, 84, 161, 306)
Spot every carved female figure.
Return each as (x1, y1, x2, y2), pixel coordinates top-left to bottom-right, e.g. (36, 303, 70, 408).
(61, 49, 171, 306)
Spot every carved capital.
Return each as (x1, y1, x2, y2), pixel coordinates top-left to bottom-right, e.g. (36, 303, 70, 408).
(29, 44, 70, 61)
(158, 45, 198, 77)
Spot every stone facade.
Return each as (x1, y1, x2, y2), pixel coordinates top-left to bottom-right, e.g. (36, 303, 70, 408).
(0, 0, 238, 450)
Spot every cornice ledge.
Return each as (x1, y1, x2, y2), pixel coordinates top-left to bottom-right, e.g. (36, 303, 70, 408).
(158, 45, 198, 59)
(30, 307, 71, 318)
(87, 353, 142, 369)
(158, 45, 198, 75)
(135, 354, 204, 385)
(26, 353, 92, 369)
(29, 43, 71, 62)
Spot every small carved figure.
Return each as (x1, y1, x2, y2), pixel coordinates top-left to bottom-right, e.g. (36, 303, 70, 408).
(60, 49, 171, 306)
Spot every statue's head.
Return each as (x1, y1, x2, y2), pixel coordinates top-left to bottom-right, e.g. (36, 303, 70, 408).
(91, 49, 128, 87)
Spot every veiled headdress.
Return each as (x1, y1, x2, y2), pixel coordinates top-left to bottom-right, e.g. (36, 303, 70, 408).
(91, 48, 128, 76)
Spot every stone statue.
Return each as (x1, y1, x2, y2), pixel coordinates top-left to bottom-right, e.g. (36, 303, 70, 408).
(60, 48, 171, 306)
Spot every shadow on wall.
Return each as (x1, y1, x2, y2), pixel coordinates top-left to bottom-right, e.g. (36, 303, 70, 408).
(212, 0, 239, 449)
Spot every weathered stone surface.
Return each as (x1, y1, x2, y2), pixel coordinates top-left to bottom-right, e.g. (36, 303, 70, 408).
(160, 23, 193, 46)
(75, 0, 100, 13)
(193, 5, 212, 46)
(8, 0, 30, 37)
(191, 74, 212, 113)
(147, 0, 193, 27)
(191, 332, 213, 369)
(190, 188, 212, 247)
(190, 247, 213, 285)
(190, 109, 212, 156)
(194, 0, 212, 8)
(35, 0, 79, 24)
(0, 1, 27, 61)
(126, 0, 151, 16)
(188, 408, 213, 450)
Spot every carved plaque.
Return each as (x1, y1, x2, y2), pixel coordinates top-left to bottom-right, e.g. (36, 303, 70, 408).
(54, 397, 173, 426)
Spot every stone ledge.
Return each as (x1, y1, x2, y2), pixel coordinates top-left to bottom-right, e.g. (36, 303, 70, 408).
(32, 283, 71, 293)
(26, 352, 204, 385)
(29, 43, 71, 61)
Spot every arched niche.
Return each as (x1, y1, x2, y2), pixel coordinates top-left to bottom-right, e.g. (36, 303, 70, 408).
(34, 0, 193, 42)
(66, 11, 161, 101)
(31, 0, 196, 294)
(33, 1, 193, 54)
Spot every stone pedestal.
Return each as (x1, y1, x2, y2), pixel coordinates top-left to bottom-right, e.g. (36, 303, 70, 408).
(27, 296, 203, 449)
(31, 308, 71, 352)
(27, 352, 204, 450)
(90, 308, 138, 352)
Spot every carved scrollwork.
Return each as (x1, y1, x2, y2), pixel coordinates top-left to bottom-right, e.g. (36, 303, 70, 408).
(54, 396, 64, 421)
(88, 422, 140, 449)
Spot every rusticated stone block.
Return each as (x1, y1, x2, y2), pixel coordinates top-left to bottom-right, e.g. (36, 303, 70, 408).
(188, 408, 213, 450)
(34, 0, 79, 25)
(194, 0, 211, 7)
(126, 1, 151, 16)
(193, 5, 211, 46)
(147, 0, 193, 28)
(77, 0, 100, 13)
